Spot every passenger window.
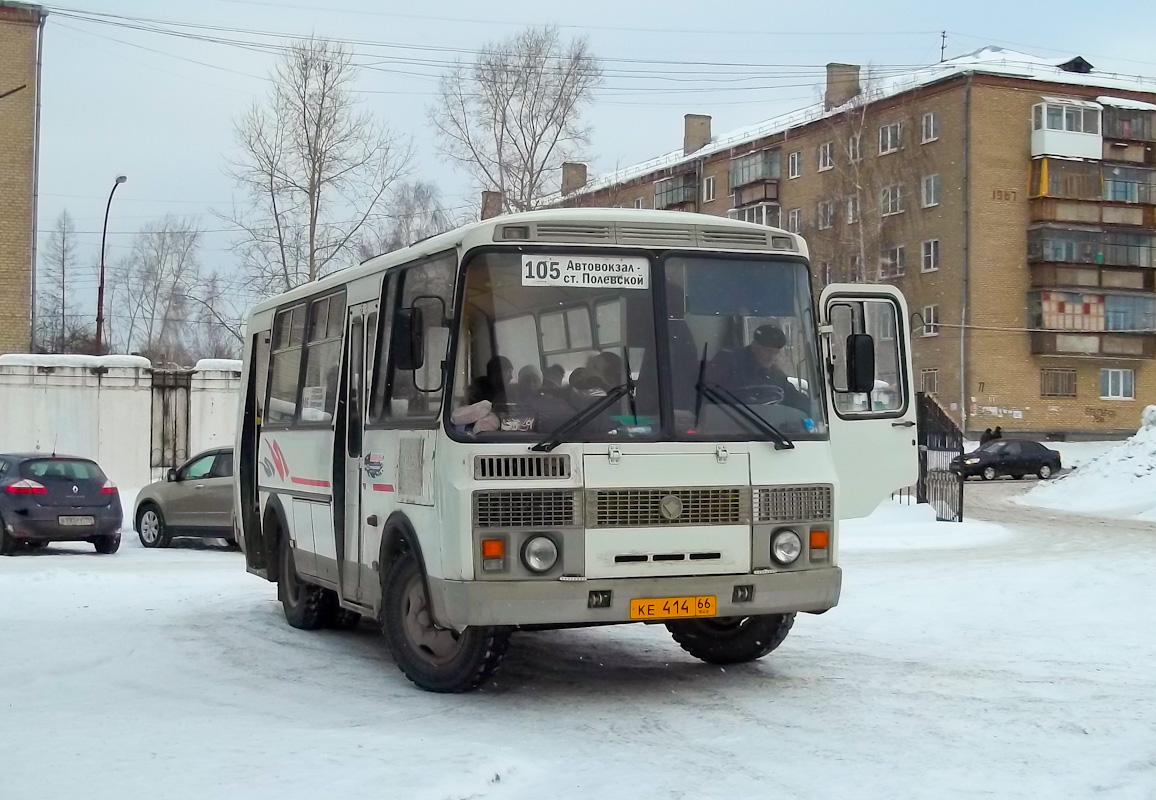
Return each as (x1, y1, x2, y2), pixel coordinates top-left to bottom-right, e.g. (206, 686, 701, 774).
(300, 291, 346, 424)
(182, 455, 215, 480)
(211, 452, 234, 478)
(267, 304, 306, 424)
(829, 297, 906, 417)
(253, 331, 271, 424)
(382, 253, 456, 422)
(370, 276, 398, 423)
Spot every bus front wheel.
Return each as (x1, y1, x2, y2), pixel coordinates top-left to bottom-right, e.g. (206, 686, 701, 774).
(278, 533, 334, 630)
(381, 550, 509, 693)
(666, 613, 795, 665)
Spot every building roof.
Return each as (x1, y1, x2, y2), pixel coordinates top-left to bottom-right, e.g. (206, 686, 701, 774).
(561, 46, 1156, 201)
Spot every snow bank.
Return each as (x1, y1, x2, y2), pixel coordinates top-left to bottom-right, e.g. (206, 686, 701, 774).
(841, 499, 1012, 553)
(1018, 406, 1156, 518)
(193, 358, 242, 373)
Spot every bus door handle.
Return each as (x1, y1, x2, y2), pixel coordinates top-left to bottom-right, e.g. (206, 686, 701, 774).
(891, 421, 915, 428)
(366, 515, 380, 527)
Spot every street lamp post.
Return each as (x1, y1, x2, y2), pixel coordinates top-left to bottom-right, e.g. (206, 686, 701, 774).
(95, 175, 127, 353)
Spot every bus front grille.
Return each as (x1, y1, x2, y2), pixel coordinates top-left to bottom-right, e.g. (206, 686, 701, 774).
(587, 487, 750, 528)
(473, 454, 571, 480)
(473, 490, 579, 528)
(755, 485, 833, 522)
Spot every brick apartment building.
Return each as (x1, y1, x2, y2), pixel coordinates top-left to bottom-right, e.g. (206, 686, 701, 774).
(557, 47, 1156, 439)
(0, 1, 45, 354)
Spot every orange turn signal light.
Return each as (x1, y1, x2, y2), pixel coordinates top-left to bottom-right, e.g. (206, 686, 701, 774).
(482, 538, 505, 559)
(810, 530, 830, 549)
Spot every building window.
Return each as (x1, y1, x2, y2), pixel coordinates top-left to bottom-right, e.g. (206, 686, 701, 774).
(817, 200, 835, 230)
(880, 245, 906, 278)
(850, 254, 864, 282)
(701, 175, 715, 203)
(847, 195, 859, 224)
(1040, 368, 1077, 397)
(879, 122, 902, 155)
(921, 174, 941, 208)
(787, 207, 802, 233)
(819, 141, 834, 171)
(634, 197, 644, 209)
(1033, 101, 1100, 135)
(922, 304, 940, 336)
(788, 150, 802, 179)
(820, 260, 833, 286)
(881, 184, 904, 216)
(728, 202, 780, 227)
(921, 238, 940, 272)
(921, 111, 939, 143)
(1100, 368, 1135, 400)
(848, 134, 861, 163)
(920, 369, 939, 396)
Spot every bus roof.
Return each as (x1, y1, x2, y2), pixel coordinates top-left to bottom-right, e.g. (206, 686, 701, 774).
(248, 208, 809, 315)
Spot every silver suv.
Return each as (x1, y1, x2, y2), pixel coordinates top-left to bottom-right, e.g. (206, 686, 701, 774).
(134, 448, 235, 548)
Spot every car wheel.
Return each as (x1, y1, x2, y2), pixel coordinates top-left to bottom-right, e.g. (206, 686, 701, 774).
(666, 614, 795, 665)
(27, 541, 48, 551)
(0, 517, 18, 556)
(1038, 464, 1053, 480)
(136, 505, 171, 548)
(94, 534, 121, 555)
(381, 550, 509, 693)
(982, 466, 997, 481)
(278, 532, 334, 630)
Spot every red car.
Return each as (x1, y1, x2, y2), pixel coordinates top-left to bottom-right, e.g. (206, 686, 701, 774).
(0, 454, 123, 555)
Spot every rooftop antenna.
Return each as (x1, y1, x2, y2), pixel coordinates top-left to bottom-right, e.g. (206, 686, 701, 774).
(940, 31, 947, 63)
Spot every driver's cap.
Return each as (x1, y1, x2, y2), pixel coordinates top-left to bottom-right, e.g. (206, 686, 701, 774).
(752, 325, 786, 349)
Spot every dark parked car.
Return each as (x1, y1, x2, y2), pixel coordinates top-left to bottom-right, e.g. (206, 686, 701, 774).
(134, 447, 235, 548)
(952, 439, 1062, 481)
(0, 454, 123, 555)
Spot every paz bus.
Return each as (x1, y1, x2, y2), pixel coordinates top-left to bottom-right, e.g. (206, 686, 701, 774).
(232, 208, 917, 692)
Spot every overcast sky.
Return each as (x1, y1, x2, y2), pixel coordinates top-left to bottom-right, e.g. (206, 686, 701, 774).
(33, 0, 1156, 293)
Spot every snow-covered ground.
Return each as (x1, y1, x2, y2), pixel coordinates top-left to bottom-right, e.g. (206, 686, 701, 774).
(1019, 408, 1156, 520)
(2, 495, 1155, 799)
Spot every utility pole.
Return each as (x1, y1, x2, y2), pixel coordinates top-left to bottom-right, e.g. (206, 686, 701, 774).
(95, 175, 127, 354)
(940, 31, 947, 63)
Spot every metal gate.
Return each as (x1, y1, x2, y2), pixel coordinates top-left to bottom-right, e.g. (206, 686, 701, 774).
(150, 369, 191, 472)
(915, 392, 965, 521)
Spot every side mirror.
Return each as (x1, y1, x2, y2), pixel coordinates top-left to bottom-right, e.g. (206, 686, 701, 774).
(392, 307, 425, 371)
(845, 333, 876, 394)
(166, 468, 178, 483)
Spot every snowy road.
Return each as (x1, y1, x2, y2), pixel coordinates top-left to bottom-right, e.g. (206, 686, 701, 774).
(2, 489, 1155, 800)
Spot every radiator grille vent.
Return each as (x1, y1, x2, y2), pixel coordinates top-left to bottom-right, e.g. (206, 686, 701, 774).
(533, 223, 613, 242)
(473, 490, 578, 528)
(474, 454, 571, 480)
(755, 485, 833, 522)
(698, 227, 771, 248)
(588, 487, 750, 527)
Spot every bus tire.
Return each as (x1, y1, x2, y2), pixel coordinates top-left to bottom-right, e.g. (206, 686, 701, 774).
(278, 532, 333, 630)
(381, 550, 508, 693)
(666, 613, 795, 665)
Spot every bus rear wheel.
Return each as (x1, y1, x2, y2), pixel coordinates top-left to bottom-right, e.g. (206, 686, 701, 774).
(381, 550, 509, 693)
(666, 613, 795, 665)
(278, 533, 334, 630)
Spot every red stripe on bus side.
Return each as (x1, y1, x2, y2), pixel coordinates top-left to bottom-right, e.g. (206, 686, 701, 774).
(371, 484, 395, 492)
(291, 477, 331, 488)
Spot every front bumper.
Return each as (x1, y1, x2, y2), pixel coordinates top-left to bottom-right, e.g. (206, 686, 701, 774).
(429, 567, 842, 630)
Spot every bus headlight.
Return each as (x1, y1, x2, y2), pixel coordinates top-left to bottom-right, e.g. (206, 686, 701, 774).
(521, 535, 559, 573)
(771, 530, 802, 565)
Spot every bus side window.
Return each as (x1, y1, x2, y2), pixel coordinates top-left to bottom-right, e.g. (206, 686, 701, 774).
(369, 275, 397, 423)
(253, 330, 271, 424)
(381, 252, 456, 422)
(267, 304, 307, 425)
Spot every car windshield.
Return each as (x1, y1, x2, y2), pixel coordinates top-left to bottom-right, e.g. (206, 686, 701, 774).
(449, 250, 826, 442)
(20, 459, 105, 481)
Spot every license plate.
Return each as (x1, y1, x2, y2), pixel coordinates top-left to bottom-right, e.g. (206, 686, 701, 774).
(629, 595, 716, 620)
(59, 516, 95, 526)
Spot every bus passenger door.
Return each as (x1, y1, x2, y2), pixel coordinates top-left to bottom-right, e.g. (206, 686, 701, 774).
(820, 284, 918, 519)
(341, 305, 372, 603)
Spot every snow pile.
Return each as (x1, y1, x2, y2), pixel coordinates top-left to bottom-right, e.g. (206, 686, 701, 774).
(1019, 406, 1156, 518)
(841, 499, 1012, 553)
(0, 353, 152, 370)
(193, 358, 242, 373)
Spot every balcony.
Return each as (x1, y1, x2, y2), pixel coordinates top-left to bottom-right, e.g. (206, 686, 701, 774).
(653, 174, 696, 209)
(1029, 197, 1155, 228)
(1027, 227, 1156, 269)
(729, 150, 780, 192)
(1029, 289, 1156, 358)
(1031, 99, 1103, 160)
(1030, 330, 1155, 358)
(1102, 104, 1156, 143)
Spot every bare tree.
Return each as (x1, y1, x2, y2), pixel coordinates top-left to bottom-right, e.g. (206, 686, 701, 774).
(107, 216, 203, 364)
(355, 181, 455, 259)
(226, 36, 412, 295)
(35, 209, 82, 352)
(431, 26, 602, 213)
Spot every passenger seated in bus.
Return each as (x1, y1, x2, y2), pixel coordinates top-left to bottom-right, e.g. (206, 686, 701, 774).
(590, 351, 625, 388)
(568, 366, 607, 397)
(707, 324, 811, 414)
(515, 365, 542, 401)
(542, 364, 565, 390)
(468, 356, 513, 408)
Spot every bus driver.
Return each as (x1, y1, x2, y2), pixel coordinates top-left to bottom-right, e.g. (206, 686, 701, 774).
(707, 324, 811, 414)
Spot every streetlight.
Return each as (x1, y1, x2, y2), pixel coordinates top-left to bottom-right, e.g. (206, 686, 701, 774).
(95, 174, 127, 353)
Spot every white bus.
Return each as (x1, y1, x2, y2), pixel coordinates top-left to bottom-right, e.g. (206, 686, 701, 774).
(233, 208, 917, 692)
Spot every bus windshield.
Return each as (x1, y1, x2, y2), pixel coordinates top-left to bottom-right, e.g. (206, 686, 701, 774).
(449, 250, 826, 442)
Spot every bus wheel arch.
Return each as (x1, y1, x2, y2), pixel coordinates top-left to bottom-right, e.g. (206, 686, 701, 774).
(262, 496, 291, 585)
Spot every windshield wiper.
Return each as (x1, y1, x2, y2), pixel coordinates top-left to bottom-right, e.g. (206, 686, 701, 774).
(692, 344, 793, 450)
(531, 383, 631, 453)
